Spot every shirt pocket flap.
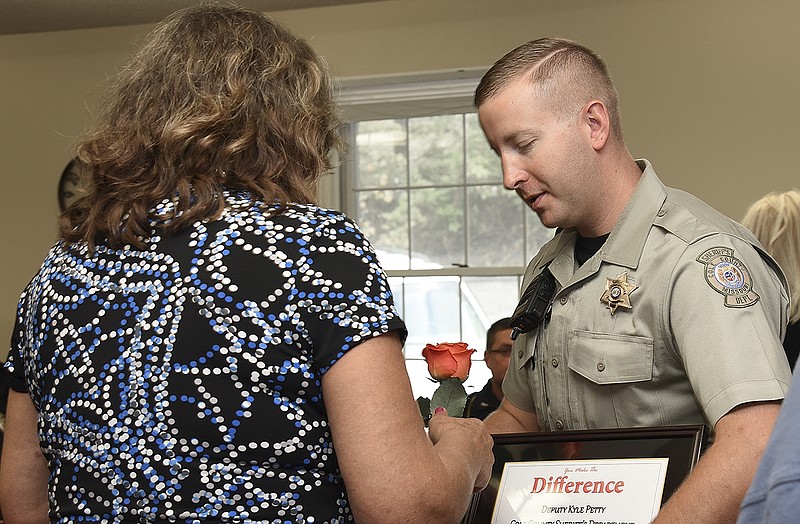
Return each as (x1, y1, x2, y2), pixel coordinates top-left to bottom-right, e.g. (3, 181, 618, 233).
(569, 330, 654, 385)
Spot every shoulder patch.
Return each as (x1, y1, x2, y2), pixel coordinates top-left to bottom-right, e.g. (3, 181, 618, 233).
(696, 247, 759, 307)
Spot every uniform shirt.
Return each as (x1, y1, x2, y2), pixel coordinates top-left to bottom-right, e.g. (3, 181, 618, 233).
(6, 193, 406, 523)
(784, 321, 799, 371)
(464, 379, 501, 420)
(503, 160, 791, 432)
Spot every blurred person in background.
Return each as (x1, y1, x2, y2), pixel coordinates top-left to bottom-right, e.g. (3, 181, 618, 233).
(0, 4, 492, 523)
(739, 192, 800, 522)
(741, 190, 800, 370)
(0, 367, 7, 522)
(464, 317, 512, 420)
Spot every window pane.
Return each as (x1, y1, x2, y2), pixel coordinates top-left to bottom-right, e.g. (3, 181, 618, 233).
(388, 276, 404, 318)
(394, 276, 461, 354)
(460, 276, 517, 398)
(396, 274, 495, 401)
(410, 187, 465, 268)
(405, 359, 439, 401)
(355, 119, 408, 189)
(465, 112, 500, 183)
(357, 189, 409, 270)
(347, 108, 531, 404)
(467, 185, 525, 267)
(462, 276, 521, 330)
(409, 115, 464, 186)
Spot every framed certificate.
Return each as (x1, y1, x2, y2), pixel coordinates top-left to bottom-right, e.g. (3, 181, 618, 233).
(463, 425, 706, 524)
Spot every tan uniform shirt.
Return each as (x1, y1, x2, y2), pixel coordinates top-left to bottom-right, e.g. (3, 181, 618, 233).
(504, 160, 791, 432)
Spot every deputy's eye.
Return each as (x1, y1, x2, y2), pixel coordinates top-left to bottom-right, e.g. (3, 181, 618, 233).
(517, 140, 535, 153)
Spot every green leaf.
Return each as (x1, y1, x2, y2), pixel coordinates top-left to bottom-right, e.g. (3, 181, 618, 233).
(430, 378, 468, 417)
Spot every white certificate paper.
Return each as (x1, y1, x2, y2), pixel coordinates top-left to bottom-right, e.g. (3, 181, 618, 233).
(492, 458, 669, 524)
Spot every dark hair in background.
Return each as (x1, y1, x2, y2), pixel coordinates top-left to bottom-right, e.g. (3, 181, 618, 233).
(486, 317, 512, 351)
(62, 3, 345, 250)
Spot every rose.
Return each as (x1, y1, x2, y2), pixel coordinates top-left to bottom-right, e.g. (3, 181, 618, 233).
(422, 341, 476, 381)
(417, 342, 477, 423)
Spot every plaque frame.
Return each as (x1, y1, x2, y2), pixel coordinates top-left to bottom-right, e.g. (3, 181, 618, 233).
(463, 425, 706, 524)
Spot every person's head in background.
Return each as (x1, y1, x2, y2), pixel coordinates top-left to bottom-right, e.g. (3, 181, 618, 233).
(485, 317, 513, 398)
(63, 3, 345, 250)
(741, 190, 800, 325)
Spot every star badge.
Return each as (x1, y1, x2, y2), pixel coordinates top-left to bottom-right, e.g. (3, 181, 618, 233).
(600, 272, 638, 315)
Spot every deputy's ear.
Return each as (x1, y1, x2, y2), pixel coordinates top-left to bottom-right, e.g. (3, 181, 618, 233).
(583, 100, 610, 151)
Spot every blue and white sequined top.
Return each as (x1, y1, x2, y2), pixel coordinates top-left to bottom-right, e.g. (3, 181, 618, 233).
(6, 193, 406, 523)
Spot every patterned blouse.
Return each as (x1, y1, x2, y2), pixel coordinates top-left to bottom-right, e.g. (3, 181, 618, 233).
(6, 193, 406, 523)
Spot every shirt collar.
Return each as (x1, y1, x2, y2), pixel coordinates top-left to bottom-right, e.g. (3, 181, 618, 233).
(601, 158, 667, 269)
(534, 159, 667, 281)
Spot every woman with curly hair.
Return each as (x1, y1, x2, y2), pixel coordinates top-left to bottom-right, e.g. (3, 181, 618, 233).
(0, 4, 492, 523)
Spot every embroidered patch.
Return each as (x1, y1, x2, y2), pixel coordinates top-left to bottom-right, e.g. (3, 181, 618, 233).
(696, 247, 759, 307)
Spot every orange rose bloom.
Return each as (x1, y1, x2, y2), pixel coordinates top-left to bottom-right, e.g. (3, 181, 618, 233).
(422, 342, 476, 382)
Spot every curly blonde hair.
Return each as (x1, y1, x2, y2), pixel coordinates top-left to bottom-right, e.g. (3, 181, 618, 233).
(742, 190, 800, 323)
(62, 3, 344, 249)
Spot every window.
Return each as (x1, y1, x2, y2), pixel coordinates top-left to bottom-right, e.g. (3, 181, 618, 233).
(334, 72, 553, 400)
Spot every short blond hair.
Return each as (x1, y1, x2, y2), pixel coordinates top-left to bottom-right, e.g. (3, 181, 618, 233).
(742, 190, 800, 322)
(474, 37, 623, 142)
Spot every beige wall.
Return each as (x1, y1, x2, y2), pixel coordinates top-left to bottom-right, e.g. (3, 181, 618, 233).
(1, 0, 799, 358)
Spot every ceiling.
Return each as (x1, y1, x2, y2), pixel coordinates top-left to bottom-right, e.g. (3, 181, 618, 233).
(2, 0, 382, 35)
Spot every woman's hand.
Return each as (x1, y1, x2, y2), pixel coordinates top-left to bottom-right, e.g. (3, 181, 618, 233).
(428, 407, 494, 492)
(324, 333, 496, 523)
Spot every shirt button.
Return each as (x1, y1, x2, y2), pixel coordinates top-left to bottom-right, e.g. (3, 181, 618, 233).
(551, 357, 559, 367)
(597, 362, 606, 372)
(555, 420, 564, 430)
(560, 296, 568, 305)
(518, 349, 524, 358)
(657, 209, 667, 217)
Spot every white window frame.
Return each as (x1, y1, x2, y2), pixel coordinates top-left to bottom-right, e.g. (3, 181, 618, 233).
(328, 70, 541, 399)
(331, 68, 528, 280)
